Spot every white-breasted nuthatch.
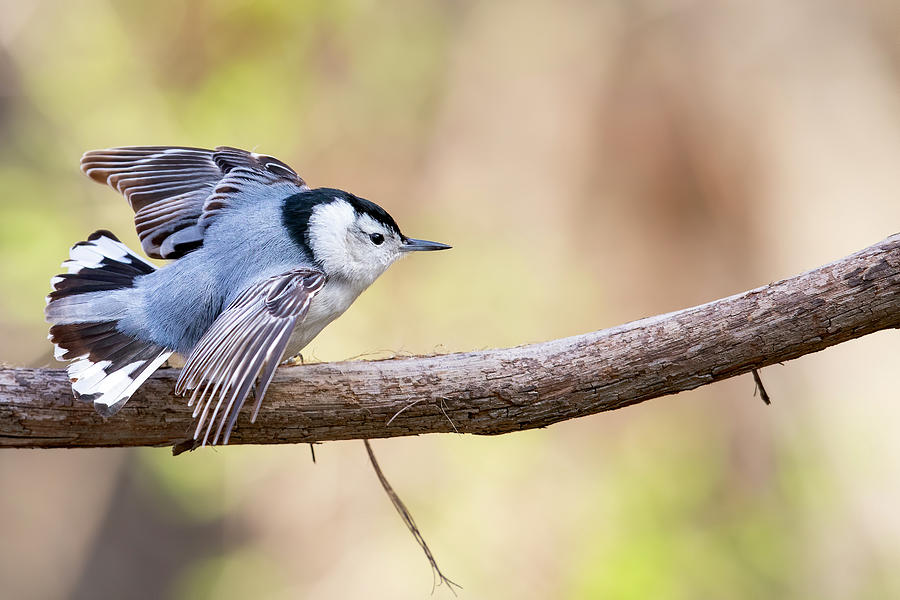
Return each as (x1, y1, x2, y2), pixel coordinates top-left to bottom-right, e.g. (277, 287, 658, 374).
(45, 146, 450, 445)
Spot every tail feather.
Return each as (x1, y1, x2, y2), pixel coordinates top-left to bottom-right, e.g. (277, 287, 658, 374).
(46, 230, 172, 416)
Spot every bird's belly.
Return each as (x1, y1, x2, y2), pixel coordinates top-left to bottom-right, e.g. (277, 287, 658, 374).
(282, 278, 362, 359)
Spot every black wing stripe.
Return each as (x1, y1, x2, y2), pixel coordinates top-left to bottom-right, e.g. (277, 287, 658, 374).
(200, 318, 281, 444)
(212, 322, 284, 444)
(182, 301, 257, 394)
(81, 146, 308, 260)
(189, 320, 259, 439)
(221, 323, 297, 442)
(249, 295, 313, 423)
(175, 269, 325, 445)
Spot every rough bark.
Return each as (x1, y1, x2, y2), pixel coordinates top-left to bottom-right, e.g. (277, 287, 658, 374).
(2, 234, 899, 450)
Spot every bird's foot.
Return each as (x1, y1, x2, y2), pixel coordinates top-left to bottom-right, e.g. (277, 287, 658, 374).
(282, 353, 304, 366)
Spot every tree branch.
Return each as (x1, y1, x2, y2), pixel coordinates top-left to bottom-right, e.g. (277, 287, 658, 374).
(2, 234, 899, 450)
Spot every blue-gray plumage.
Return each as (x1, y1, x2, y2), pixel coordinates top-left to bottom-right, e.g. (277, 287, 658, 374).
(45, 146, 450, 445)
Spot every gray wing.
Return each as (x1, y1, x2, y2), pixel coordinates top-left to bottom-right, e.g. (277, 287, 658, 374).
(80, 146, 309, 259)
(174, 268, 326, 446)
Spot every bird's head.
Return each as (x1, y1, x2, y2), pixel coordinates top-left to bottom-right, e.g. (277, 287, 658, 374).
(283, 188, 450, 286)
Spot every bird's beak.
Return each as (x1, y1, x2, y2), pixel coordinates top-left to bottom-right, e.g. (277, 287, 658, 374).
(400, 237, 452, 252)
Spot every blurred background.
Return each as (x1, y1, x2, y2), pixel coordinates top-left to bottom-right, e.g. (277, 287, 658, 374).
(1, 0, 899, 598)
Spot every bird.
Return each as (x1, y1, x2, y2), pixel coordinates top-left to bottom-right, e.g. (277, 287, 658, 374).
(45, 146, 450, 446)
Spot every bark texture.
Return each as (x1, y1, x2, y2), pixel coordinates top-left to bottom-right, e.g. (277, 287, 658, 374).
(2, 234, 899, 450)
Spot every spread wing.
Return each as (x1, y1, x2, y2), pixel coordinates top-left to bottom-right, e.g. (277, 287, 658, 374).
(174, 268, 326, 446)
(80, 146, 309, 259)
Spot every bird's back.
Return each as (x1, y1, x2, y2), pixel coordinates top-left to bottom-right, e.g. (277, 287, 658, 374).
(120, 197, 311, 354)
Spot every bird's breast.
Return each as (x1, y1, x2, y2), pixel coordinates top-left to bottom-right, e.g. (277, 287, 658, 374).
(283, 276, 364, 358)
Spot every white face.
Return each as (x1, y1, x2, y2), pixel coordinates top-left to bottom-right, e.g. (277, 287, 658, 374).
(307, 199, 404, 287)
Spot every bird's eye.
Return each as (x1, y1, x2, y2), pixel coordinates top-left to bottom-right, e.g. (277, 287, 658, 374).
(369, 233, 384, 245)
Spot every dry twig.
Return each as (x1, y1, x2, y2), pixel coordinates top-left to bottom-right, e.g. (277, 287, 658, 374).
(364, 440, 460, 594)
(2, 234, 899, 448)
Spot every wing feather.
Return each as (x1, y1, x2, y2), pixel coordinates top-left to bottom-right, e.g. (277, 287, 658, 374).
(175, 269, 326, 445)
(81, 146, 308, 259)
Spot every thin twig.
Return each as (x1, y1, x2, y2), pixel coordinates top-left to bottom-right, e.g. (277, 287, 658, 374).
(171, 438, 200, 456)
(751, 368, 771, 405)
(387, 398, 424, 426)
(364, 439, 461, 595)
(438, 398, 459, 434)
